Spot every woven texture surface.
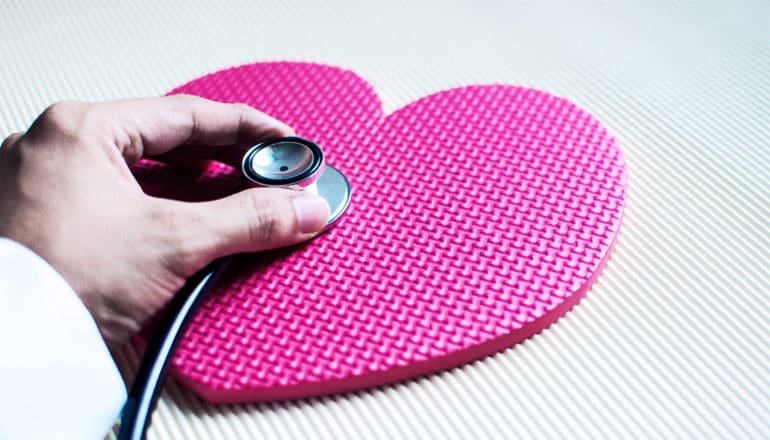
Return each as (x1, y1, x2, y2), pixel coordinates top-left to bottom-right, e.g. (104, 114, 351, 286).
(135, 62, 625, 402)
(1, 1, 767, 438)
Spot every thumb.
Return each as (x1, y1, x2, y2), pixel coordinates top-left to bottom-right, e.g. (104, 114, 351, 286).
(185, 188, 331, 264)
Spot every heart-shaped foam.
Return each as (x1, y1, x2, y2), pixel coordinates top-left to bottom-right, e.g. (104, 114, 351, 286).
(134, 62, 626, 403)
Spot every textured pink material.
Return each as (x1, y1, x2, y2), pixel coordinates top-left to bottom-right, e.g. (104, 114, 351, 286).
(134, 62, 627, 403)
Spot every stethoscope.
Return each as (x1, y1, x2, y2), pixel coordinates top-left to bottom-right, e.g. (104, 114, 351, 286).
(118, 137, 351, 440)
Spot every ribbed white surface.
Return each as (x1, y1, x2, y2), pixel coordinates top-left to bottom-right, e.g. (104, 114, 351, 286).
(1, 1, 768, 438)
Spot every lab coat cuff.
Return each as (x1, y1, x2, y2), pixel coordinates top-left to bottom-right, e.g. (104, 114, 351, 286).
(0, 237, 127, 439)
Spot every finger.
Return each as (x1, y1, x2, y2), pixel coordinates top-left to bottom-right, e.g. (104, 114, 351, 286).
(144, 151, 214, 170)
(95, 95, 294, 165)
(150, 137, 295, 169)
(178, 188, 330, 267)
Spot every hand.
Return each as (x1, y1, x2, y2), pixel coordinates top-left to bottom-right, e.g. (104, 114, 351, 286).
(0, 95, 330, 346)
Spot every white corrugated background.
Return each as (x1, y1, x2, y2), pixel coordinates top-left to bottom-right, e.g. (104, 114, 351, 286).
(1, 1, 768, 438)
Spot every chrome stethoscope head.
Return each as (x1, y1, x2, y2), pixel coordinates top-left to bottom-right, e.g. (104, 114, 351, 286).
(242, 136, 351, 226)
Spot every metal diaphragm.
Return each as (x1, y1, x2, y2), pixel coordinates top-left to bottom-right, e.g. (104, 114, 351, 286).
(242, 137, 324, 189)
(242, 136, 350, 226)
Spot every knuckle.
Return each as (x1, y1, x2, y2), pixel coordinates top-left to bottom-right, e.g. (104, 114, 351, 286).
(170, 93, 206, 117)
(170, 93, 202, 104)
(175, 236, 203, 276)
(246, 192, 281, 245)
(105, 117, 143, 164)
(35, 101, 85, 134)
(1, 132, 50, 174)
(25, 101, 93, 150)
(152, 202, 204, 275)
(169, 94, 203, 142)
(0, 132, 23, 154)
(233, 102, 254, 114)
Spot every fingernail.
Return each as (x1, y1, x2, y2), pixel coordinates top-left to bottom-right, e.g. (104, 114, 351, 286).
(293, 195, 330, 233)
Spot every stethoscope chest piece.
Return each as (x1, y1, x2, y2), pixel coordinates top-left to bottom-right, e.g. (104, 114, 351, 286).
(242, 137, 351, 226)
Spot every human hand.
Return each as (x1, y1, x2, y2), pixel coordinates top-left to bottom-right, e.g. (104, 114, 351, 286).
(0, 96, 330, 345)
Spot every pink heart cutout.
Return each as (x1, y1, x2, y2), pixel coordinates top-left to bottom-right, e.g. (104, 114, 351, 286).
(134, 62, 626, 403)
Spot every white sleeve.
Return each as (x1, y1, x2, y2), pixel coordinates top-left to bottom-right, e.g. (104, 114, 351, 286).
(0, 238, 127, 440)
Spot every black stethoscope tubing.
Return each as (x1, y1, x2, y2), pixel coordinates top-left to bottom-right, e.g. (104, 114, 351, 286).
(117, 257, 231, 440)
